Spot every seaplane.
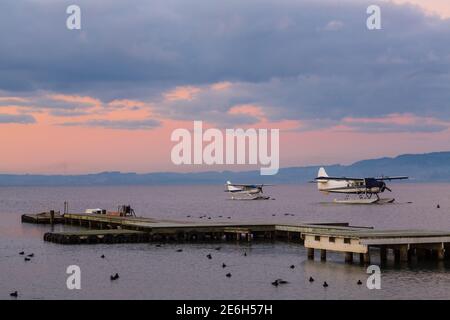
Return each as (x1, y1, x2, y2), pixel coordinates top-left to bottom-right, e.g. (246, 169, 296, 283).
(225, 181, 273, 200)
(313, 167, 408, 204)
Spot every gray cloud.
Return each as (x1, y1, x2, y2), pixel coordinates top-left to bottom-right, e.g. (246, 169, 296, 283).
(60, 118, 161, 130)
(1, 0, 450, 130)
(341, 121, 449, 133)
(0, 113, 36, 124)
(49, 109, 91, 117)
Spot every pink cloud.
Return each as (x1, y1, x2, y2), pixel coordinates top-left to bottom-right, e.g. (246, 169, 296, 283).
(390, 0, 450, 18)
(163, 86, 201, 101)
(210, 81, 232, 91)
(48, 94, 102, 107)
(228, 104, 266, 120)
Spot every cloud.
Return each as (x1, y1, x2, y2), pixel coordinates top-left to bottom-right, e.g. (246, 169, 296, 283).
(59, 118, 161, 130)
(164, 86, 201, 101)
(0, 113, 36, 124)
(0, 0, 450, 132)
(338, 114, 450, 133)
(323, 20, 344, 31)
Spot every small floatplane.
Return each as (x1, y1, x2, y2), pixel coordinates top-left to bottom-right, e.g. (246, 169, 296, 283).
(225, 181, 273, 200)
(313, 167, 408, 204)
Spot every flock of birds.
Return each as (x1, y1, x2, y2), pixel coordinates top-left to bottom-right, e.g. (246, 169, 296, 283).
(9, 251, 36, 298)
(170, 246, 364, 289)
(10, 245, 367, 298)
(186, 215, 232, 220)
(186, 213, 296, 219)
(18, 204, 446, 299)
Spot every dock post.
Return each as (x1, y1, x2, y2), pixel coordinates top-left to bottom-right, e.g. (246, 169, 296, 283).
(400, 246, 409, 262)
(437, 244, 445, 261)
(307, 248, 314, 260)
(344, 252, 353, 263)
(380, 247, 387, 263)
(359, 252, 370, 264)
(50, 210, 54, 226)
(320, 249, 327, 261)
(364, 252, 370, 264)
(394, 249, 400, 262)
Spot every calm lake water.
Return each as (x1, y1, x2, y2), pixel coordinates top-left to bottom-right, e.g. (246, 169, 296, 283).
(1, 184, 449, 300)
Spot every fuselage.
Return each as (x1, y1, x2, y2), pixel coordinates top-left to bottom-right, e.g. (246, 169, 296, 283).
(316, 179, 383, 194)
(226, 184, 262, 195)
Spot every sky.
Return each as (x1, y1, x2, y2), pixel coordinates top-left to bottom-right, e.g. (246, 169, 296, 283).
(0, 0, 450, 174)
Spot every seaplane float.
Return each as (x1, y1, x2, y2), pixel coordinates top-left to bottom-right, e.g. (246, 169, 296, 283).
(313, 167, 408, 204)
(225, 181, 273, 200)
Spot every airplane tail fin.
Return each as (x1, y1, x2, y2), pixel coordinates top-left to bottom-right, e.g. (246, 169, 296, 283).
(317, 167, 328, 191)
(318, 167, 328, 178)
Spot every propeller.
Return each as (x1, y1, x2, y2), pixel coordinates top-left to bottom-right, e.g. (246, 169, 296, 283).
(380, 182, 392, 192)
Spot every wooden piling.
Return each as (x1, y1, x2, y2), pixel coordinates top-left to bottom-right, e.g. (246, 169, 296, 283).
(320, 249, 327, 261)
(307, 248, 314, 260)
(380, 247, 387, 262)
(344, 252, 353, 263)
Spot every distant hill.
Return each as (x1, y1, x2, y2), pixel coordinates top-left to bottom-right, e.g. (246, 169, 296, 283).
(1, 151, 450, 186)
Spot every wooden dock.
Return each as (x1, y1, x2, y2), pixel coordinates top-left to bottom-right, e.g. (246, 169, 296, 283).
(22, 212, 450, 263)
(21, 211, 65, 224)
(43, 229, 149, 244)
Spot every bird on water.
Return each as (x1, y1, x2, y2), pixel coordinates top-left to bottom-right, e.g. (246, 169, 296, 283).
(272, 279, 288, 286)
(110, 273, 120, 281)
(309, 277, 314, 282)
(10, 291, 18, 298)
(323, 281, 328, 288)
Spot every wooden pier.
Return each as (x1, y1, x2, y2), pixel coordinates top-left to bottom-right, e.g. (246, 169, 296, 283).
(22, 212, 450, 263)
(43, 229, 148, 244)
(21, 211, 64, 224)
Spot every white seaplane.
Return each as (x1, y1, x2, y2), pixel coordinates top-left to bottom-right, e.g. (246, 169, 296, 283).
(313, 167, 408, 204)
(225, 181, 273, 200)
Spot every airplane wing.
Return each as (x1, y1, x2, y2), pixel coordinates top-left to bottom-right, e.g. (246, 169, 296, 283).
(318, 185, 367, 191)
(315, 176, 408, 182)
(374, 176, 409, 181)
(315, 176, 364, 182)
(225, 183, 274, 187)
